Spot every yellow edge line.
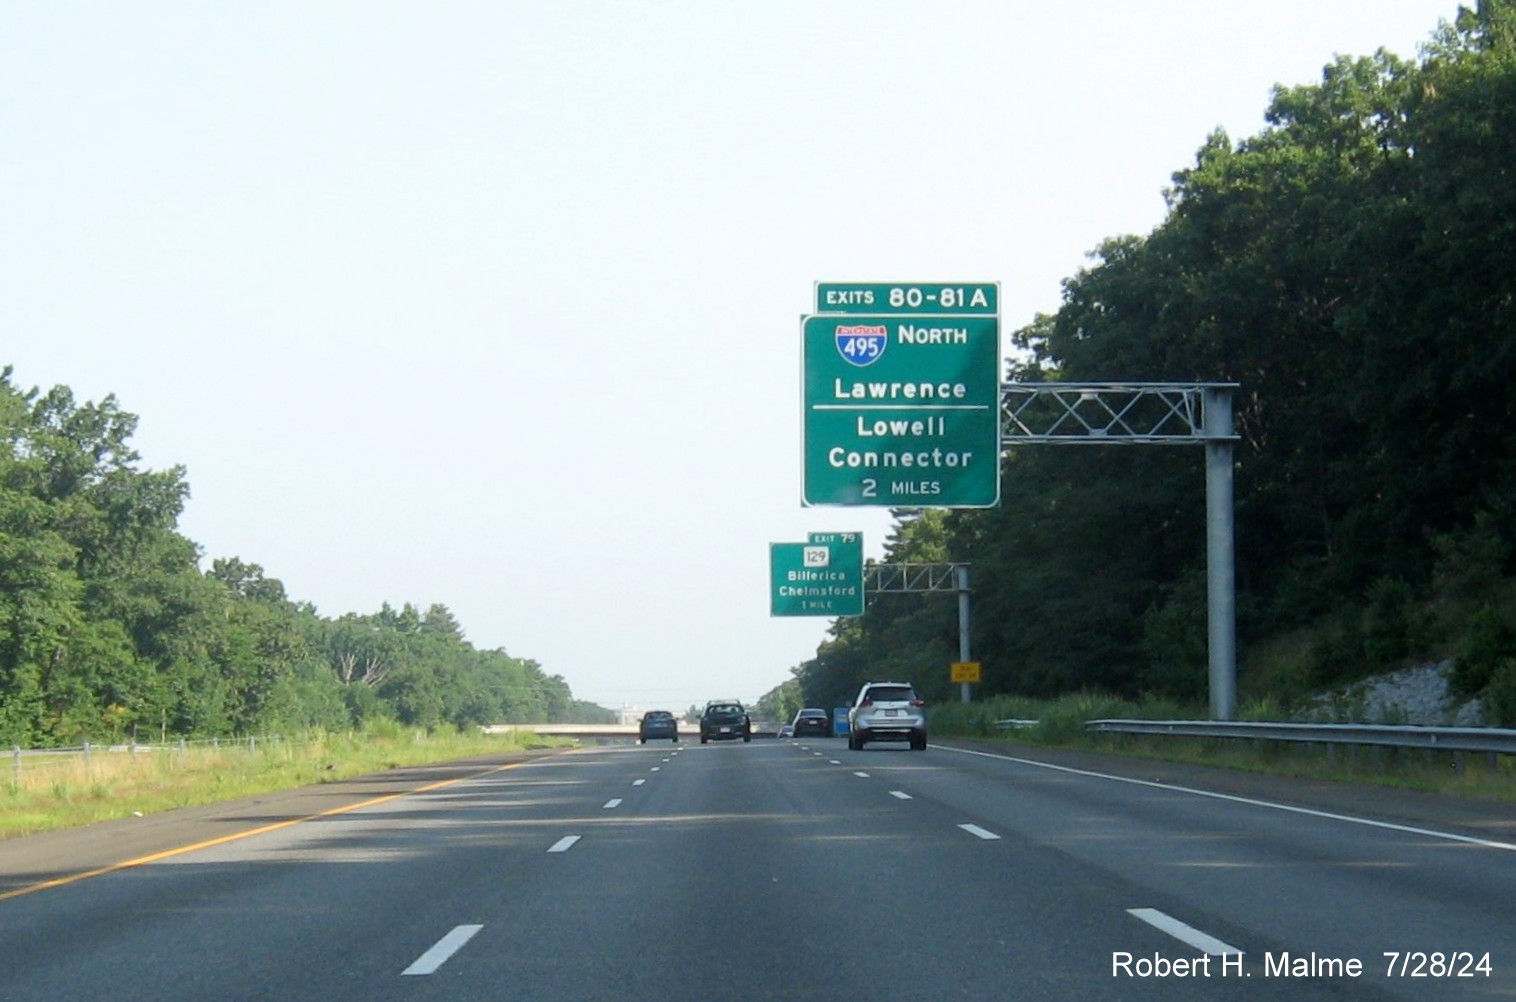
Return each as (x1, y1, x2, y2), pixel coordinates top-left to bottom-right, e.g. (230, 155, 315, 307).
(0, 760, 527, 904)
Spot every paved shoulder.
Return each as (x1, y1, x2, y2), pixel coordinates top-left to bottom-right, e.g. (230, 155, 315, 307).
(941, 739, 1516, 843)
(0, 750, 566, 896)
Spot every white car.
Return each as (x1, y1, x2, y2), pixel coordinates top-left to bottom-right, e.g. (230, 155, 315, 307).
(847, 681, 926, 750)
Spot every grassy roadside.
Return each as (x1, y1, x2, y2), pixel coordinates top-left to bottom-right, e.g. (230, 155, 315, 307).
(931, 693, 1516, 803)
(12, 703, 1509, 844)
(0, 726, 573, 841)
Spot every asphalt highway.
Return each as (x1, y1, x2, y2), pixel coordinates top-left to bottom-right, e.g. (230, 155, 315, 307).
(1, 740, 1512, 1000)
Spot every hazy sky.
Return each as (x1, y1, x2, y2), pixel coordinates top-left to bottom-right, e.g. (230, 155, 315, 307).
(2, 1, 1458, 712)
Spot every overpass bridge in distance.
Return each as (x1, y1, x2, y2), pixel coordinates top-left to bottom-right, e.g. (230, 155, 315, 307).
(484, 723, 781, 739)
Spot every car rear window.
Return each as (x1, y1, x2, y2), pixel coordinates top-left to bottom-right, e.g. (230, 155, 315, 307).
(867, 686, 915, 702)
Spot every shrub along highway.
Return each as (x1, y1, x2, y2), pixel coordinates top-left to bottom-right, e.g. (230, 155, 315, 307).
(0, 738, 1512, 1000)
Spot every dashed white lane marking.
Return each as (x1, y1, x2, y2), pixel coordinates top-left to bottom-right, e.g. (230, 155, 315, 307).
(632, 779, 646, 786)
(603, 798, 622, 809)
(828, 759, 841, 764)
(852, 771, 870, 778)
(402, 924, 483, 976)
(1128, 908, 1243, 956)
(889, 791, 913, 800)
(958, 823, 1001, 841)
(547, 836, 581, 853)
(650, 766, 661, 772)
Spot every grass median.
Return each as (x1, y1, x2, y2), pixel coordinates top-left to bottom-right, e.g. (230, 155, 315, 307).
(1, 725, 572, 841)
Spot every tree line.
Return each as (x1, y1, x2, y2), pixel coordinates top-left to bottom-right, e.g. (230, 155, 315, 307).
(0, 372, 609, 747)
(791, 3, 1516, 723)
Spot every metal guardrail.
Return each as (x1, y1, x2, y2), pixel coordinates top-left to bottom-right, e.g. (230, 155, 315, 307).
(10, 736, 273, 757)
(13, 743, 159, 759)
(8, 736, 284, 778)
(1081, 719, 1516, 756)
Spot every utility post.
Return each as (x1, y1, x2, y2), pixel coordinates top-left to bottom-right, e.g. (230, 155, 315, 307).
(1002, 382, 1240, 719)
(1203, 386, 1237, 720)
(956, 564, 972, 704)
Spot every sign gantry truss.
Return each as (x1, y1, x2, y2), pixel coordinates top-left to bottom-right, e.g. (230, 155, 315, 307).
(864, 562, 967, 594)
(1001, 382, 1239, 445)
(809, 383, 1238, 718)
(997, 381, 1239, 720)
(863, 562, 974, 703)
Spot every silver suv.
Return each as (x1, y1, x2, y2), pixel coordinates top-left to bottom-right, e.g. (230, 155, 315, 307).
(847, 681, 927, 751)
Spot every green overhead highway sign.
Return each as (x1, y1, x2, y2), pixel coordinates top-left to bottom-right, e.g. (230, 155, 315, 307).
(807, 531, 862, 549)
(808, 531, 863, 595)
(815, 281, 999, 315)
(801, 313, 1001, 507)
(770, 533, 864, 617)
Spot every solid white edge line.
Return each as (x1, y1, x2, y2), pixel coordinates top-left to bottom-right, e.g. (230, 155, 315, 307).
(937, 744, 1516, 852)
(1128, 908, 1243, 956)
(402, 924, 484, 976)
(958, 823, 1001, 840)
(547, 835, 581, 853)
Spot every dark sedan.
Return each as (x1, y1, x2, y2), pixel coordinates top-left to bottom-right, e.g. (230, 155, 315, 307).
(638, 710, 679, 743)
(791, 707, 832, 738)
(699, 701, 751, 743)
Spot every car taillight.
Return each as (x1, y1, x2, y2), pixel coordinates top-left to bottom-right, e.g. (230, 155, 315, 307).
(860, 698, 873, 707)
(911, 699, 925, 707)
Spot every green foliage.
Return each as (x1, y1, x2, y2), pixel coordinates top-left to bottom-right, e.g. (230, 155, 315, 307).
(927, 695, 1042, 737)
(1431, 511, 1511, 604)
(1300, 580, 1432, 692)
(1033, 692, 1144, 745)
(940, 691, 1190, 745)
(754, 677, 803, 724)
(1305, 608, 1364, 688)
(1236, 695, 1288, 723)
(0, 367, 600, 746)
(1360, 577, 1429, 666)
(1139, 570, 1209, 703)
(1451, 607, 1516, 697)
(793, 10, 1516, 713)
(359, 716, 408, 741)
(566, 700, 617, 725)
(1484, 660, 1516, 727)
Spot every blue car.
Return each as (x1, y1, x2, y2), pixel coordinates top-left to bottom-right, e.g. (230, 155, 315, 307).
(638, 710, 679, 743)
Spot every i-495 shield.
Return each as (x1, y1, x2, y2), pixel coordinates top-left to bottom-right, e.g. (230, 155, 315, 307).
(835, 324, 887, 367)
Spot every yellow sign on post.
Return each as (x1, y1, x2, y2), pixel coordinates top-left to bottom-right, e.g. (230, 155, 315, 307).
(950, 661, 981, 683)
